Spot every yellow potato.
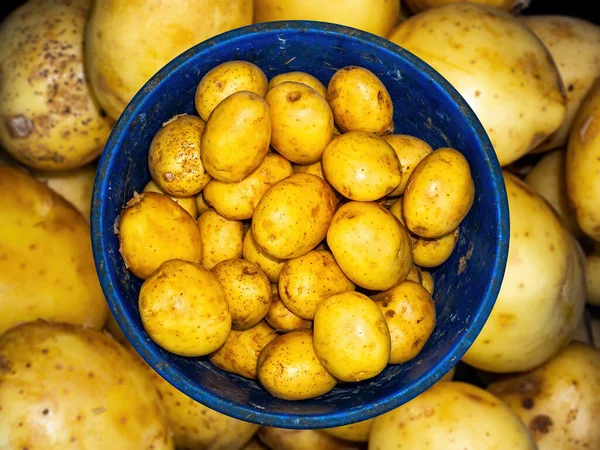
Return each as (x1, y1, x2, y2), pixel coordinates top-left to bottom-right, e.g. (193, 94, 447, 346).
(201, 91, 271, 182)
(242, 439, 268, 450)
(252, 173, 337, 259)
(421, 270, 435, 295)
(293, 160, 325, 179)
(327, 201, 413, 290)
(195, 60, 268, 121)
(322, 131, 401, 201)
(278, 250, 355, 320)
(203, 153, 293, 220)
(0, 322, 173, 450)
(86, 0, 252, 120)
(405, 0, 528, 13)
(403, 148, 474, 238)
(587, 253, 600, 306)
(313, 291, 391, 382)
(405, 264, 423, 284)
(265, 292, 312, 332)
(383, 135, 433, 196)
(322, 419, 374, 443)
(266, 82, 334, 164)
(388, 196, 405, 224)
(326, 66, 394, 135)
(0, 0, 112, 170)
(369, 381, 536, 450)
(195, 193, 211, 215)
(118, 192, 203, 279)
(388, 3, 566, 166)
(488, 342, 600, 450)
(197, 210, 243, 270)
(257, 427, 361, 450)
(243, 229, 286, 283)
(143, 180, 198, 219)
(139, 259, 231, 357)
(0, 166, 107, 336)
(268, 71, 327, 98)
(257, 330, 337, 400)
(463, 172, 586, 372)
(148, 114, 210, 196)
(412, 227, 460, 268)
(212, 259, 271, 330)
(209, 321, 277, 379)
(372, 281, 436, 364)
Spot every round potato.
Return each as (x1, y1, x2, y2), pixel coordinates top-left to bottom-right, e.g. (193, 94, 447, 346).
(139, 259, 231, 357)
(588, 253, 600, 306)
(266, 82, 334, 164)
(203, 153, 293, 220)
(195, 60, 268, 121)
(403, 148, 474, 238)
(257, 330, 337, 401)
(421, 271, 435, 295)
(257, 427, 361, 450)
(322, 419, 374, 443)
(412, 227, 460, 268)
(293, 160, 325, 179)
(327, 201, 413, 290)
(322, 131, 401, 201)
(265, 292, 312, 332)
(372, 281, 436, 364)
(201, 91, 271, 182)
(212, 259, 271, 330)
(278, 250, 355, 320)
(143, 180, 198, 219)
(252, 173, 337, 259)
(326, 66, 394, 135)
(118, 192, 202, 279)
(197, 210, 244, 270)
(243, 229, 286, 282)
(383, 135, 433, 196)
(313, 291, 391, 382)
(405, 0, 528, 13)
(268, 71, 327, 98)
(209, 321, 277, 379)
(148, 114, 210, 197)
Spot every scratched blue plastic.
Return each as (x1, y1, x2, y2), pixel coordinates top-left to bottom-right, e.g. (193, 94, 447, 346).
(91, 21, 509, 429)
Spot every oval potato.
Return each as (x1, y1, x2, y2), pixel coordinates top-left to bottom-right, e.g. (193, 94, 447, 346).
(383, 135, 433, 197)
(268, 71, 327, 98)
(411, 227, 460, 268)
(143, 180, 198, 219)
(265, 291, 312, 332)
(197, 210, 244, 270)
(421, 271, 435, 295)
(242, 229, 286, 283)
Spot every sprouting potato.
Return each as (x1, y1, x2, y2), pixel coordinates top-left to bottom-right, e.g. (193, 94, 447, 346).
(242, 229, 287, 283)
(143, 180, 198, 219)
(412, 227, 460, 268)
(268, 71, 327, 98)
(265, 291, 312, 332)
(322, 418, 374, 443)
(293, 160, 325, 179)
(421, 271, 435, 295)
(197, 210, 244, 270)
(383, 134, 433, 196)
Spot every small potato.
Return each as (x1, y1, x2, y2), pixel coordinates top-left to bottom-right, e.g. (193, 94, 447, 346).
(119, 192, 203, 279)
(322, 419, 374, 442)
(326, 66, 394, 135)
(197, 210, 243, 270)
(268, 71, 327, 98)
(143, 180, 198, 219)
(327, 201, 413, 290)
(313, 291, 391, 382)
(388, 196, 404, 224)
(405, 264, 423, 284)
(195, 60, 268, 121)
(265, 292, 312, 332)
(403, 148, 474, 238)
(372, 281, 436, 364)
(195, 193, 211, 215)
(243, 229, 286, 283)
(139, 259, 231, 357)
(203, 153, 293, 220)
(257, 330, 337, 401)
(293, 160, 325, 179)
(148, 114, 211, 196)
(252, 173, 337, 259)
(412, 227, 459, 268)
(322, 131, 402, 201)
(209, 321, 277, 379)
(212, 259, 271, 330)
(383, 135, 433, 196)
(421, 271, 435, 295)
(201, 91, 271, 182)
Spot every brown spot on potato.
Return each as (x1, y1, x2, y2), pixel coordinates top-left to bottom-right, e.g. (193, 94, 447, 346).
(0, 355, 12, 373)
(529, 414, 553, 436)
(522, 398, 534, 409)
(287, 91, 302, 102)
(5, 115, 33, 138)
(385, 310, 395, 318)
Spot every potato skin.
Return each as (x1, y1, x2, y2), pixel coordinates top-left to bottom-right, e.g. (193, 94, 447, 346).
(382, 135, 433, 196)
(293, 160, 325, 179)
(197, 210, 243, 270)
(265, 292, 312, 332)
(411, 227, 460, 268)
(243, 229, 286, 283)
(405, 0, 526, 13)
(143, 180, 198, 219)
(322, 419, 374, 443)
(421, 271, 435, 295)
(268, 72, 327, 98)
(257, 427, 361, 450)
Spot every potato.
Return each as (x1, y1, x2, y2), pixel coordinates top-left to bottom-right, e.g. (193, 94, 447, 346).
(326, 66, 394, 135)
(0, 0, 112, 171)
(209, 321, 277, 379)
(203, 153, 293, 220)
(405, 264, 423, 284)
(293, 160, 325, 179)
(404, 0, 529, 13)
(0, 166, 107, 336)
(488, 342, 600, 450)
(195, 61, 268, 121)
(195, 193, 211, 215)
(266, 82, 334, 164)
(268, 72, 327, 98)
(565, 79, 600, 241)
(257, 427, 361, 450)
(86, 0, 252, 120)
(313, 291, 391, 382)
(252, 173, 337, 259)
(254, 0, 400, 38)
(143, 180, 198, 219)
(412, 227, 460, 268)
(521, 16, 600, 152)
(118, 192, 202, 279)
(322, 419, 374, 443)
(201, 91, 271, 182)
(372, 280, 436, 364)
(388, 197, 404, 224)
(403, 148, 474, 238)
(327, 201, 413, 290)
(278, 250, 355, 320)
(212, 259, 271, 330)
(382, 135, 433, 196)
(197, 210, 244, 270)
(369, 381, 536, 450)
(139, 259, 231, 356)
(257, 330, 336, 400)
(265, 292, 312, 332)
(462, 172, 586, 372)
(388, 3, 566, 167)
(243, 229, 286, 282)
(0, 322, 173, 449)
(242, 439, 268, 450)
(322, 131, 401, 201)
(421, 270, 435, 295)
(587, 253, 600, 306)
(148, 114, 210, 196)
